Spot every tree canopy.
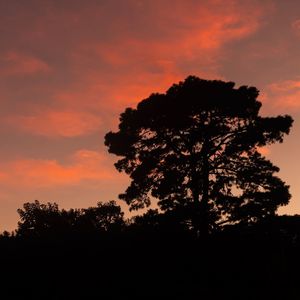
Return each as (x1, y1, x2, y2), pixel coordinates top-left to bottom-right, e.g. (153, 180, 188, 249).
(105, 76, 293, 234)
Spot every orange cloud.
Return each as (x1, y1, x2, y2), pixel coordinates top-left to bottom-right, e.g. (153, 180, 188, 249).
(262, 79, 300, 113)
(1, 52, 50, 75)
(0, 1, 267, 138)
(0, 149, 121, 188)
(7, 110, 103, 137)
(61, 1, 264, 111)
(82, 1, 263, 78)
(292, 19, 300, 34)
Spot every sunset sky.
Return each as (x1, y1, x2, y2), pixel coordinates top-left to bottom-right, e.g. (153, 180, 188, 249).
(0, 0, 300, 231)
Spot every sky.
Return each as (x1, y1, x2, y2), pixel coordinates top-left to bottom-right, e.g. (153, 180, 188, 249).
(0, 0, 300, 231)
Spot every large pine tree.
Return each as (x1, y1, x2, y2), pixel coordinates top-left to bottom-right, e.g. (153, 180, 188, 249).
(105, 76, 293, 234)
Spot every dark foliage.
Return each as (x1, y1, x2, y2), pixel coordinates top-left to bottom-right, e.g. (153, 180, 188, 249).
(16, 200, 125, 238)
(105, 76, 293, 234)
(1, 210, 300, 299)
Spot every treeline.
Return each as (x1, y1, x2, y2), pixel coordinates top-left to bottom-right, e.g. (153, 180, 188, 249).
(1, 200, 192, 240)
(2, 199, 300, 242)
(0, 201, 300, 299)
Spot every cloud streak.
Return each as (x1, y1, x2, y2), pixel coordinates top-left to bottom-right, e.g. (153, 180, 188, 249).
(7, 110, 103, 137)
(262, 79, 300, 113)
(0, 149, 121, 188)
(1, 52, 50, 76)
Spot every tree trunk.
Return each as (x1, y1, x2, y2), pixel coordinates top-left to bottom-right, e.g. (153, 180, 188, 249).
(191, 138, 210, 238)
(197, 132, 210, 238)
(199, 151, 209, 238)
(191, 156, 201, 236)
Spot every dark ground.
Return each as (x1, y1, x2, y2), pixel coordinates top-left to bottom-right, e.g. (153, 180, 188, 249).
(1, 217, 300, 299)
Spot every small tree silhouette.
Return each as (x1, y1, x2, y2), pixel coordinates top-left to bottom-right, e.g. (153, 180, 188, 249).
(105, 76, 293, 235)
(81, 200, 125, 232)
(16, 200, 125, 237)
(17, 200, 63, 237)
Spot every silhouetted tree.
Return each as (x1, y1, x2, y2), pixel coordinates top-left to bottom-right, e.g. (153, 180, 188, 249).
(80, 200, 125, 232)
(17, 200, 64, 237)
(105, 76, 293, 235)
(16, 200, 125, 237)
